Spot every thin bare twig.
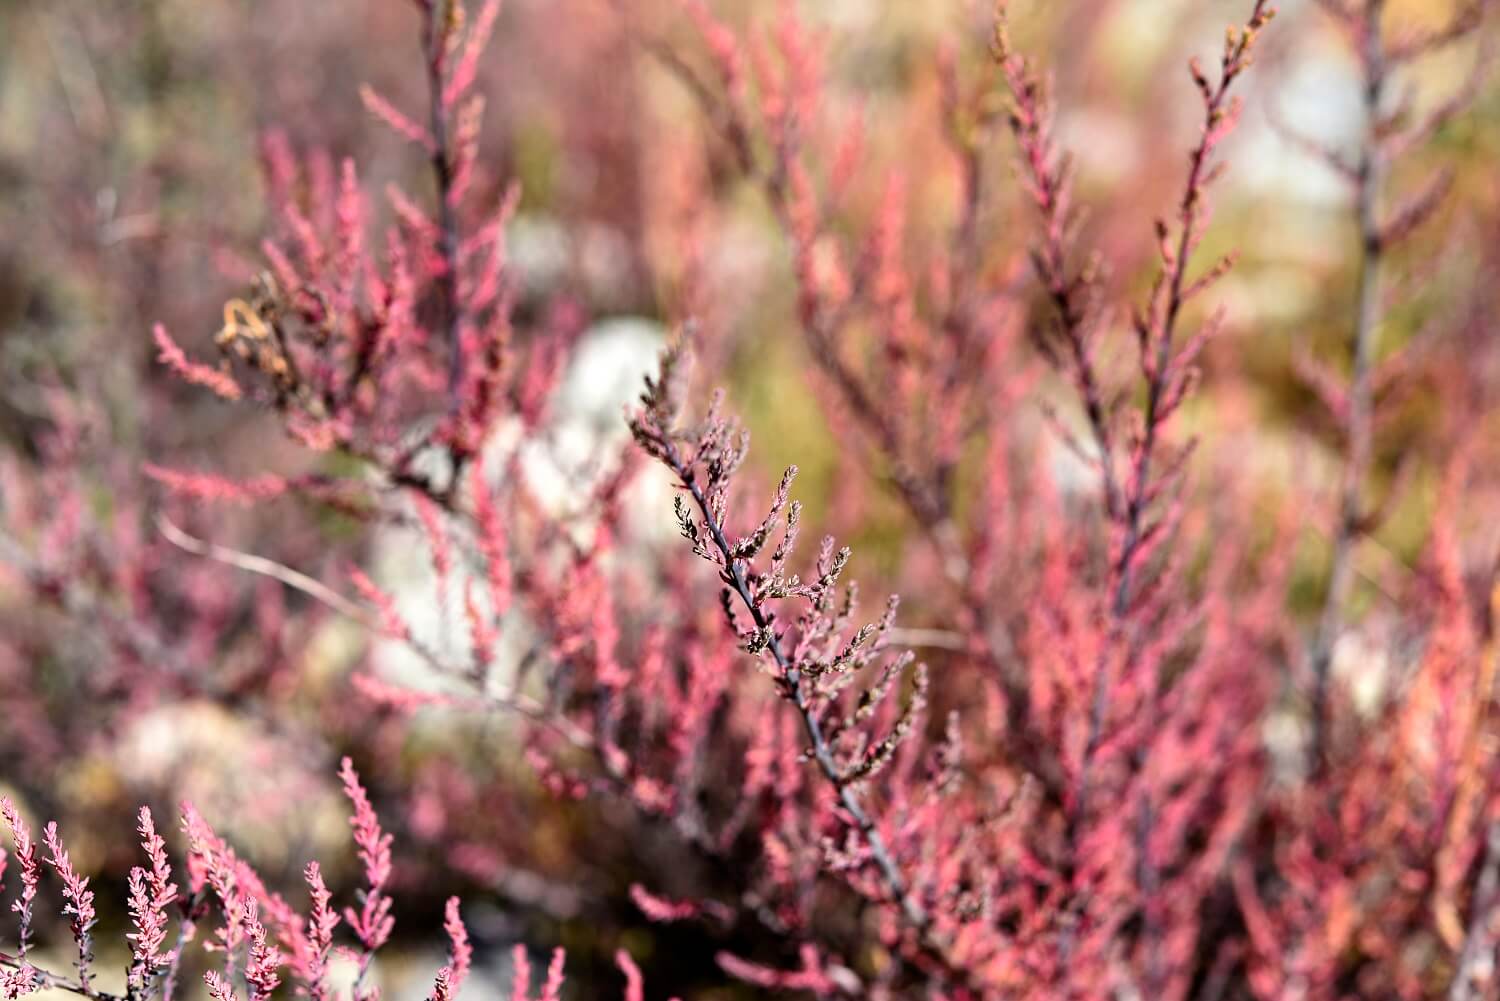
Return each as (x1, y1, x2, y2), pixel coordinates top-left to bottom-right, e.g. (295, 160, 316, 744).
(157, 513, 372, 624)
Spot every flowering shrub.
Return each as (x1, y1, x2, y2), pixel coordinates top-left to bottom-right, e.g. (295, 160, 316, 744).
(1, 760, 646, 1000)
(2, 0, 1499, 998)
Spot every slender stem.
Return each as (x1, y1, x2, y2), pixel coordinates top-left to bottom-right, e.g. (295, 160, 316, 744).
(423, 2, 466, 415)
(1447, 819, 1500, 1001)
(0, 953, 123, 1001)
(1112, 26, 1250, 620)
(159, 890, 205, 1001)
(662, 441, 925, 928)
(1311, 0, 1386, 762)
(157, 514, 371, 623)
(656, 441, 986, 994)
(1076, 16, 1260, 824)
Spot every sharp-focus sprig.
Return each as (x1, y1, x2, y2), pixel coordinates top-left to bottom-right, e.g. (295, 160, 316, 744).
(42, 823, 96, 996)
(629, 339, 941, 953)
(125, 808, 178, 995)
(338, 756, 395, 997)
(301, 862, 339, 1001)
(1, 801, 38, 970)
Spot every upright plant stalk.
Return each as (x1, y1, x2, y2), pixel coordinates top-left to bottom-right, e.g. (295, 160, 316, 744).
(998, 0, 1276, 824)
(662, 441, 927, 931)
(1310, 0, 1387, 762)
(422, 0, 466, 410)
(628, 352, 979, 993)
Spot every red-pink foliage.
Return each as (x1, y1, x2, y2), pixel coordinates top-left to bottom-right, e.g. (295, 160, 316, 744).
(2, 0, 1498, 997)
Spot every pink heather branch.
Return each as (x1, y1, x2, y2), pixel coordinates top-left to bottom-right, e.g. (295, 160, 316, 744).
(42, 823, 96, 995)
(629, 343, 968, 989)
(463, 579, 499, 675)
(996, 1, 1276, 834)
(716, 946, 839, 995)
(241, 899, 283, 1001)
(993, 6, 1117, 522)
(2, 769, 486, 1001)
(181, 804, 247, 976)
(416, 0, 470, 415)
(442, 897, 472, 994)
(203, 971, 238, 1001)
(351, 671, 455, 713)
(348, 566, 412, 642)
(1, 800, 38, 963)
(540, 949, 565, 1001)
(442, 0, 503, 108)
(126, 807, 178, 993)
(1116, 0, 1277, 572)
(152, 7, 538, 505)
(152, 325, 242, 402)
(416, 493, 455, 620)
(339, 757, 395, 957)
(301, 862, 339, 1001)
(997, 0, 1273, 586)
(616, 950, 644, 1001)
(142, 465, 290, 506)
(628, 883, 700, 923)
(503, 947, 585, 1001)
(340, 757, 393, 893)
(509, 944, 531, 1001)
(359, 84, 437, 152)
(181, 803, 308, 993)
(471, 453, 513, 621)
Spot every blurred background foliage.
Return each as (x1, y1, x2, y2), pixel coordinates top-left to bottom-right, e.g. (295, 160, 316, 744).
(1, 0, 1497, 996)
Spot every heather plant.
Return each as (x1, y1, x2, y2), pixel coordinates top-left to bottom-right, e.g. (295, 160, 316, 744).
(0, 761, 649, 1001)
(3, 0, 1500, 998)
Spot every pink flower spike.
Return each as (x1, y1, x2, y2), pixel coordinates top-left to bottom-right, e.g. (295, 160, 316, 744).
(243, 898, 284, 1001)
(349, 566, 411, 642)
(443, 896, 472, 993)
(302, 861, 340, 1001)
(153, 324, 242, 401)
(340, 757, 392, 891)
(431, 966, 456, 1001)
(471, 456, 512, 619)
(629, 883, 699, 923)
(126, 806, 179, 990)
(415, 493, 453, 617)
(616, 950, 644, 1001)
(539, 948, 565, 1001)
(509, 943, 531, 1001)
(339, 757, 395, 952)
(43, 821, 97, 993)
(1, 799, 39, 960)
(205, 970, 240, 1001)
(443, 0, 503, 107)
(360, 84, 436, 152)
